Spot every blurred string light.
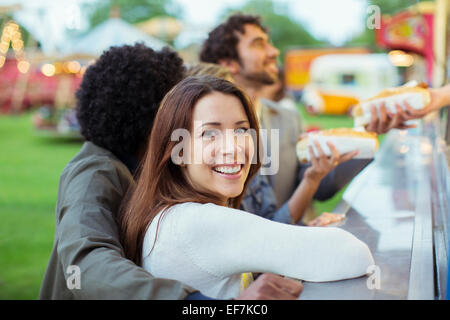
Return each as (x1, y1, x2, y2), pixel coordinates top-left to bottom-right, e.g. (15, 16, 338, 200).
(388, 50, 414, 67)
(17, 60, 30, 73)
(0, 20, 89, 78)
(0, 20, 86, 79)
(41, 63, 55, 77)
(0, 20, 28, 72)
(65, 60, 81, 73)
(41, 60, 84, 77)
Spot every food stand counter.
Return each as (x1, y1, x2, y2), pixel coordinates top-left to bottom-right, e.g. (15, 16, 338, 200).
(300, 113, 449, 300)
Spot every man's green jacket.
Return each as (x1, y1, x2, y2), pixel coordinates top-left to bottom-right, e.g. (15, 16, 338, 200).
(39, 141, 196, 299)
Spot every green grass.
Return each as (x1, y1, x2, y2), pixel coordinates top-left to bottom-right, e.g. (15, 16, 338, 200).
(0, 113, 82, 299)
(297, 104, 354, 131)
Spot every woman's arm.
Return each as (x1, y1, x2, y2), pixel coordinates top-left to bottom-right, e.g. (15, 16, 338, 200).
(167, 202, 374, 283)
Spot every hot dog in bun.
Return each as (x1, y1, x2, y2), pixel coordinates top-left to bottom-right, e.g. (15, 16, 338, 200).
(296, 128, 379, 163)
(352, 82, 430, 127)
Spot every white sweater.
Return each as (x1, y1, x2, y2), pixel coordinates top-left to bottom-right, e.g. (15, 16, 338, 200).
(142, 202, 374, 299)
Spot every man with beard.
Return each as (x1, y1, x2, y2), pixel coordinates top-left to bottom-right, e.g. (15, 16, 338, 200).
(200, 14, 414, 224)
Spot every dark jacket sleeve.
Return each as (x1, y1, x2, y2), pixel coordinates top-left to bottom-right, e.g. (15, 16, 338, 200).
(297, 159, 372, 201)
(53, 158, 196, 299)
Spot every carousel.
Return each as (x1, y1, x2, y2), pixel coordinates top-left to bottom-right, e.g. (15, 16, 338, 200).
(0, 4, 171, 139)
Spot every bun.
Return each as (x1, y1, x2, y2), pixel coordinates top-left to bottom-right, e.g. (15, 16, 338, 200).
(352, 84, 430, 126)
(296, 128, 379, 163)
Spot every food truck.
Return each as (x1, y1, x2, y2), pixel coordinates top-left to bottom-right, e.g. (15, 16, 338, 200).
(284, 47, 369, 95)
(301, 53, 400, 115)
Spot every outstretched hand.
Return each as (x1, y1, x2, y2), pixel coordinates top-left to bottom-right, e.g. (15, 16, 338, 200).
(366, 84, 450, 133)
(404, 85, 450, 119)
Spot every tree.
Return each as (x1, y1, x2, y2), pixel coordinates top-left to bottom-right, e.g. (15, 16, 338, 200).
(220, 0, 325, 58)
(87, 0, 183, 29)
(370, 0, 426, 15)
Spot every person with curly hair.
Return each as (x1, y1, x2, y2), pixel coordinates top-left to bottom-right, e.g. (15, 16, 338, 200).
(200, 14, 415, 225)
(75, 44, 185, 159)
(39, 43, 305, 300)
(38, 43, 196, 300)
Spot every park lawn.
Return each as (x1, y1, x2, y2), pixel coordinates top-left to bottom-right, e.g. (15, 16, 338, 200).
(0, 113, 82, 299)
(0, 107, 375, 300)
(297, 104, 354, 131)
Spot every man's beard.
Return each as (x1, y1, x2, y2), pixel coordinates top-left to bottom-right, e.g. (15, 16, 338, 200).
(241, 69, 277, 86)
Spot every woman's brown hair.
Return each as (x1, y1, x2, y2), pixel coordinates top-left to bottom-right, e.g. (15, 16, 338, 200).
(120, 76, 261, 265)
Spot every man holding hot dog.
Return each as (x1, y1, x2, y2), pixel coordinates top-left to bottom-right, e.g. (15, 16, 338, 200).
(200, 13, 414, 224)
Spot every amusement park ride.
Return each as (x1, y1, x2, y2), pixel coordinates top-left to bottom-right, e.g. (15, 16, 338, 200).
(0, 3, 175, 138)
(0, 3, 89, 138)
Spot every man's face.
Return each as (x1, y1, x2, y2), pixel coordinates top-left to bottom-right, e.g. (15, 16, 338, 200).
(235, 24, 280, 85)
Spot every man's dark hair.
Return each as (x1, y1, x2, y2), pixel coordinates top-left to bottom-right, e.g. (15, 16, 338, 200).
(200, 13, 268, 64)
(75, 43, 185, 156)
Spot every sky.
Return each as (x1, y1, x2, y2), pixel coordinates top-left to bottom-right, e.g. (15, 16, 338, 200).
(291, 0, 367, 44)
(0, 0, 369, 53)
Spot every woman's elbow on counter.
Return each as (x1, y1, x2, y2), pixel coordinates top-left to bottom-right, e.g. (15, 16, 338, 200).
(305, 228, 375, 283)
(339, 230, 375, 281)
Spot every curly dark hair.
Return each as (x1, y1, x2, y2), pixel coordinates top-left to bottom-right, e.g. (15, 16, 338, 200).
(75, 43, 185, 156)
(199, 13, 268, 64)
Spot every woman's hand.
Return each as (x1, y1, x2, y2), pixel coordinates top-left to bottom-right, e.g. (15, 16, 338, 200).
(303, 140, 358, 183)
(307, 212, 345, 227)
(237, 273, 303, 300)
(288, 141, 357, 224)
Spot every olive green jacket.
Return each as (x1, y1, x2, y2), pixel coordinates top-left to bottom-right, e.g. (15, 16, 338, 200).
(39, 141, 196, 299)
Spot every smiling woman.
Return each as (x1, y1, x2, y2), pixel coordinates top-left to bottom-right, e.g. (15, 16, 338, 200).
(119, 75, 374, 299)
(120, 75, 262, 265)
(184, 91, 256, 203)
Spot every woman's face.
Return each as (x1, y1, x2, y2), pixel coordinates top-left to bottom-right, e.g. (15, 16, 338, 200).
(184, 91, 255, 204)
